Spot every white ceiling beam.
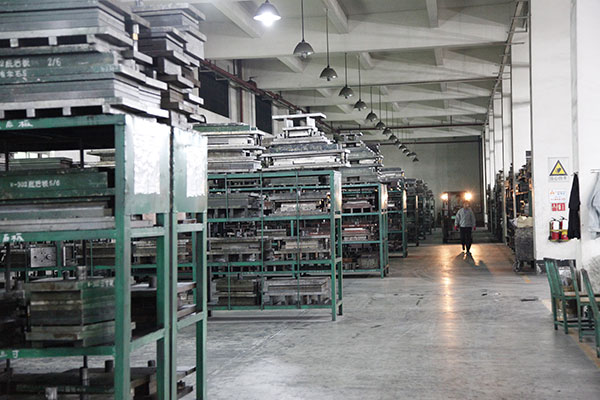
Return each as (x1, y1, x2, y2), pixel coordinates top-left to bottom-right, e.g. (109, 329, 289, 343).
(379, 86, 390, 95)
(433, 48, 444, 66)
(246, 55, 498, 91)
(359, 52, 375, 69)
(284, 84, 490, 107)
(210, 0, 262, 38)
(277, 56, 307, 73)
(316, 88, 335, 97)
(425, 0, 439, 28)
(204, 5, 511, 59)
(321, 0, 349, 33)
(336, 104, 353, 114)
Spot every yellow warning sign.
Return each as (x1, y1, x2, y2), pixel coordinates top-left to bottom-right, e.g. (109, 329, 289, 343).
(550, 160, 568, 176)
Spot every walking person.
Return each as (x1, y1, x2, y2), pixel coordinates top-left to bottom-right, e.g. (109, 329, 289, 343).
(455, 201, 476, 254)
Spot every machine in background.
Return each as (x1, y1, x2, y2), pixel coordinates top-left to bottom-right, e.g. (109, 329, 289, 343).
(441, 191, 472, 244)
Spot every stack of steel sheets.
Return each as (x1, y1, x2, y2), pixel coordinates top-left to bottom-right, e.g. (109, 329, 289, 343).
(133, 3, 206, 127)
(214, 278, 259, 306)
(263, 277, 330, 306)
(24, 276, 116, 347)
(0, 0, 168, 119)
(262, 113, 349, 170)
(337, 131, 383, 183)
(199, 123, 266, 173)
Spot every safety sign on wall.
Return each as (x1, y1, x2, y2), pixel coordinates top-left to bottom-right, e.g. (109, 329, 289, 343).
(549, 189, 568, 212)
(548, 157, 569, 183)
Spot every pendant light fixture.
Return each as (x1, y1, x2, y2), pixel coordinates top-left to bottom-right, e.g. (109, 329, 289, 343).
(375, 88, 385, 130)
(389, 113, 398, 141)
(407, 151, 416, 157)
(293, 0, 314, 58)
(338, 53, 354, 98)
(253, 0, 281, 27)
(412, 157, 420, 162)
(382, 105, 392, 135)
(366, 87, 378, 122)
(319, 8, 337, 81)
(353, 55, 367, 110)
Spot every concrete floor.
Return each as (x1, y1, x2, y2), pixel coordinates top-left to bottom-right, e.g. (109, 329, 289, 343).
(195, 230, 600, 400)
(13, 230, 600, 399)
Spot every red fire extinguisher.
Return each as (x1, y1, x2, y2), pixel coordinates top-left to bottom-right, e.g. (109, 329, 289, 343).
(549, 217, 569, 242)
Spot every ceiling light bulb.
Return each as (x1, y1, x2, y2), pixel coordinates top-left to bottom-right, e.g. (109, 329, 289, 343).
(253, 1, 281, 26)
(366, 111, 378, 122)
(293, 40, 314, 58)
(354, 99, 367, 111)
(339, 85, 354, 99)
(320, 65, 338, 81)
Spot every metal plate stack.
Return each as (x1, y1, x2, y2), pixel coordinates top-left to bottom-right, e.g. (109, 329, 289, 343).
(0, 289, 26, 347)
(379, 167, 405, 189)
(0, 362, 195, 399)
(336, 131, 383, 183)
(198, 123, 266, 173)
(263, 277, 331, 306)
(133, 3, 206, 127)
(24, 276, 116, 347)
(262, 113, 349, 170)
(0, 0, 169, 119)
(214, 278, 259, 306)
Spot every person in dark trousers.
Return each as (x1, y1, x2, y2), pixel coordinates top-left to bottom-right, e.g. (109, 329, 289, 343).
(455, 201, 476, 254)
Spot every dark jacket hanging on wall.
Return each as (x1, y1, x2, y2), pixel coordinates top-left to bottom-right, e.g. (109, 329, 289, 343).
(568, 173, 581, 239)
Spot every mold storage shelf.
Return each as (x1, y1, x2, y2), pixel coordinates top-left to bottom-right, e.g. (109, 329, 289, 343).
(341, 183, 389, 278)
(0, 115, 207, 400)
(405, 187, 420, 247)
(388, 182, 408, 258)
(207, 170, 343, 321)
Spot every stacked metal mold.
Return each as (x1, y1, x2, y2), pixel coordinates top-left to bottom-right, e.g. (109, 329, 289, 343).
(132, 3, 206, 128)
(24, 272, 116, 348)
(380, 168, 408, 256)
(341, 182, 389, 277)
(336, 131, 383, 184)
(404, 178, 420, 246)
(262, 113, 349, 170)
(0, 0, 169, 119)
(197, 123, 266, 173)
(206, 171, 343, 320)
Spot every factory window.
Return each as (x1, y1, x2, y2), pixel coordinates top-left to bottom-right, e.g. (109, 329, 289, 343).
(198, 73, 229, 118)
(255, 95, 273, 134)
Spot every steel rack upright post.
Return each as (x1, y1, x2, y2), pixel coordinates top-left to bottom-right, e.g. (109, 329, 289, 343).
(341, 182, 389, 278)
(0, 115, 206, 399)
(206, 170, 343, 321)
(170, 127, 208, 399)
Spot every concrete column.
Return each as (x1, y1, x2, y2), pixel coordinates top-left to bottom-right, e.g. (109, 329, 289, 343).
(502, 70, 513, 228)
(510, 32, 531, 171)
(570, 0, 600, 283)
(493, 95, 503, 178)
(530, 0, 577, 260)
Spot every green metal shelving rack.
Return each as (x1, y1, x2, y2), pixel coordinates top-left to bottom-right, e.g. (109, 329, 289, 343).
(0, 115, 207, 399)
(388, 184, 408, 258)
(341, 183, 389, 278)
(207, 170, 343, 321)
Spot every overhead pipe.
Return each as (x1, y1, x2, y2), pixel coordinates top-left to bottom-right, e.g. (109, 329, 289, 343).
(338, 122, 483, 132)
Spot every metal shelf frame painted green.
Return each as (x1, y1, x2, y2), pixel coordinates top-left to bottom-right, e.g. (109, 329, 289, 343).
(0, 115, 207, 400)
(388, 185, 408, 258)
(341, 183, 389, 278)
(207, 170, 343, 321)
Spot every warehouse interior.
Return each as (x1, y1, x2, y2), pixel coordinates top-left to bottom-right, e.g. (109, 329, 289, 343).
(0, 0, 599, 399)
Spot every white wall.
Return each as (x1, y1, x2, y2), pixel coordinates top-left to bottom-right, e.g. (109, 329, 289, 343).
(530, 0, 577, 260)
(571, 0, 600, 285)
(380, 140, 484, 220)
